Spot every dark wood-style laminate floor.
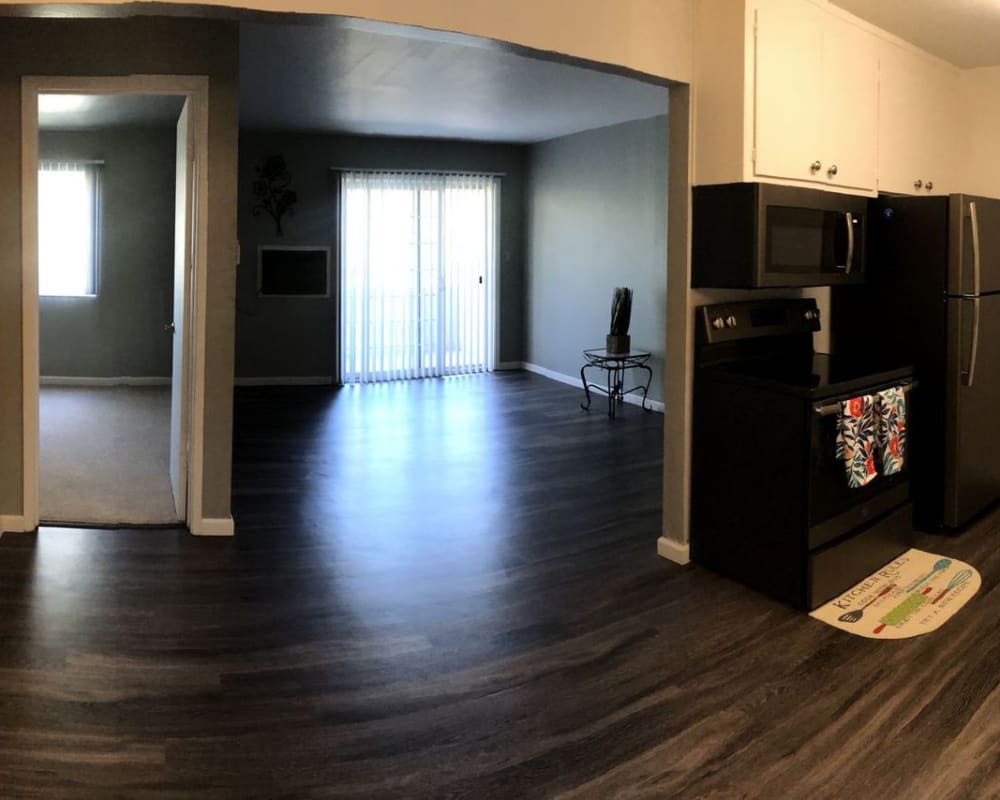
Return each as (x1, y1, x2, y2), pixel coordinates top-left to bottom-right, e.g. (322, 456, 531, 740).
(1, 371, 999, 799)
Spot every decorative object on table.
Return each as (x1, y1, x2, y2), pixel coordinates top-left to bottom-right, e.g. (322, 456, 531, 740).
(252, 155, 297, 236)
(810, 549, 980, 639)
(606, 287, 633, 354)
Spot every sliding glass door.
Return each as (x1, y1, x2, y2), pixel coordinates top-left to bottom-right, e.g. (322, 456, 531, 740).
(339, 171, 498, 384)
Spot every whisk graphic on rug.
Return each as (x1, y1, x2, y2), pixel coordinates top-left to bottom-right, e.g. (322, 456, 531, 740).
(932, 570, 973, 604)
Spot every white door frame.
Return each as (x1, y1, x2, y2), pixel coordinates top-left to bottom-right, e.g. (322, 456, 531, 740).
(20, 74, 211, 532)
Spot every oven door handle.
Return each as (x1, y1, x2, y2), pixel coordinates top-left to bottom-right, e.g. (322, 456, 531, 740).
(813, 381, 918, 417)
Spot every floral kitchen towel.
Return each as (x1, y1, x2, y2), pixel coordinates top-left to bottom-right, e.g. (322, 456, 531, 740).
(836, 395, 878, 488)
(875, 386, 907, 476)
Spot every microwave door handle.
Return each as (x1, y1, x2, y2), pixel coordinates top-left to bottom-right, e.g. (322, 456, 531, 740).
(844, 212, 855, 275)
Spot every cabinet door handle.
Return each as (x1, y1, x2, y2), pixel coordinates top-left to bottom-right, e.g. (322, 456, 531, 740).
(914, 179, 923, 190)
(827, 164, 838, 177)
(810, 160, 822, 172)
(926, 180, 934, 191)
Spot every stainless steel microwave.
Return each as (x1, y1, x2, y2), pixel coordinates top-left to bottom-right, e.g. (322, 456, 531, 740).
(692, 183, 867, 288)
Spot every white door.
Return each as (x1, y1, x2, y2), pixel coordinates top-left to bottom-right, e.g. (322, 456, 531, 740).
(170, 98, 194, 519)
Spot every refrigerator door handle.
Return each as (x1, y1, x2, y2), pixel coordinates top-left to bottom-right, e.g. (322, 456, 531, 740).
(844, 212, 855, 275)
(970, 201, 982, 296)
(965, 296, 981, 387)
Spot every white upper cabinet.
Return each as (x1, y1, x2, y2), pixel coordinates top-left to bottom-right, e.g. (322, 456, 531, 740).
(693, 0, 961, 197)
(753, 0, 824, 184)
(752, 0, 878, 192)
(878, 42, 960, 195)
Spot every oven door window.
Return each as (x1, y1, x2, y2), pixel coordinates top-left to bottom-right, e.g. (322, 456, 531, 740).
(765, 206, 850, 276)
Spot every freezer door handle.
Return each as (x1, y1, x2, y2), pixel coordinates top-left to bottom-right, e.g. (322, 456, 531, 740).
(970, 201, 982, 296)
(965, 296, 981, 387)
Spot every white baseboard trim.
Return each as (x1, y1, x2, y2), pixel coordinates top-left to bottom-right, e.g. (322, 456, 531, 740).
(40, 376, 170, 387)
(191, 516, 234, 536)
(657, 537, 690, 565)
(0, 515, 29, 533)
(495, 361, 523, 371)
(522, 361, 664, 413)
(521, 361, 578, 387)
(234, 376, 334, 386)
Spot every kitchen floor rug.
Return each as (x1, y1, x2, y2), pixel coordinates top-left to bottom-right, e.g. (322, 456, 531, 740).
(810, 548, 980, 639)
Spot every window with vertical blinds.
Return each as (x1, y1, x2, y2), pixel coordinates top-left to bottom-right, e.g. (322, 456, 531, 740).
(339, 171, 499, 384)
(38, 160, 101, 297)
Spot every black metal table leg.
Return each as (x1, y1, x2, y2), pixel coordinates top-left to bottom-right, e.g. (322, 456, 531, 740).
(580, 365, 593, 410)
(637, 364, 653, 411)
(607, 364, 615, 418)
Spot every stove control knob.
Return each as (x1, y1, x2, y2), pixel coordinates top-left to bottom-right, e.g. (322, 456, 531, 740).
(712, 316, 726, 330)
(726, 315, 737, 328)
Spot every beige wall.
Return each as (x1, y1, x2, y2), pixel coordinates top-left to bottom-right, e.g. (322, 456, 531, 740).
(0, 17, 239, 520)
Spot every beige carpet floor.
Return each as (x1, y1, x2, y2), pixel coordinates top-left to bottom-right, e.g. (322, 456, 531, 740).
(39, 386, 179, 525)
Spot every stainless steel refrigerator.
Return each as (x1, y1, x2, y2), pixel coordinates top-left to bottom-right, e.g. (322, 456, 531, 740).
(832, 194, 1000, 529)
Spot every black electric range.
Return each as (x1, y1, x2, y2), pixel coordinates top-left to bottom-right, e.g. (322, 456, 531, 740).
(691, 299, 915, 609)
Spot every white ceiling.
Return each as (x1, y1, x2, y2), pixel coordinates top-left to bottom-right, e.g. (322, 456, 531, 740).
(238, 21, 668, 142)
(831, 0, 1000, 69)
(39, 94, 186, 130)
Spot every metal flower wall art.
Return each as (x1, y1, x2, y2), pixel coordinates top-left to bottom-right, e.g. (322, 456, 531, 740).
(252, 155, 297, 236)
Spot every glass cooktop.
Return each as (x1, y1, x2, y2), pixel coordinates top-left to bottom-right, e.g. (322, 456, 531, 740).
(706, 353, 913, 398)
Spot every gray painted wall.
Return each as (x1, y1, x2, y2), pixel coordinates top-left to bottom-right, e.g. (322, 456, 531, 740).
(236, 132, 527, 379)
(525, 114, 668, 402)
(39, 127, 176, 378)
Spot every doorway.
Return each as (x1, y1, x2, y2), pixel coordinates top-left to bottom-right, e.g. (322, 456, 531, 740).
(21, 76, 210, 531)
